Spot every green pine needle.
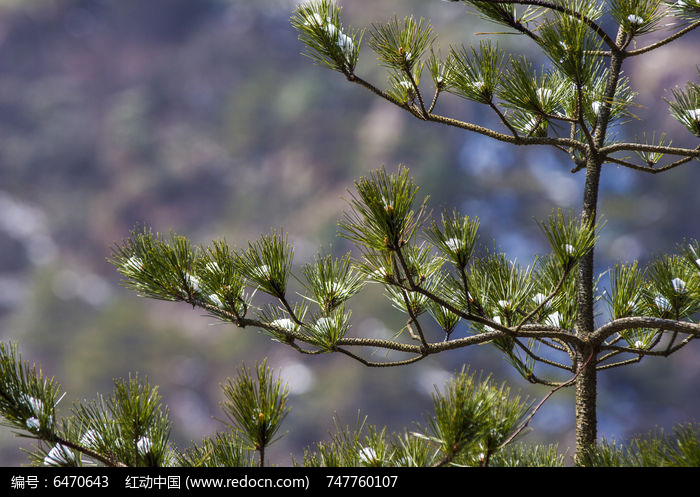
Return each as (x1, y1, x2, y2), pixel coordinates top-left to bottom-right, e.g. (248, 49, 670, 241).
(177, 431, 256, 467)
(666, 81, 700, 137)
(424, 368, 530, 465)
(368, 15, 434, 73)
(235, 230, 294, 299)
(643, 254, 699, 319)
(291, 0, 362, 75)
(537, 209, 598, 270)
(221, 361, 290, 459)
(0, 342, 61, 438)
(536, 10, 603, 86)
(609, 0, 666, 35)
(443, 41, 504, 104)
(340, 165, 427, 252)
(301, 251, 364, 314)
(578, 423, 700, 467)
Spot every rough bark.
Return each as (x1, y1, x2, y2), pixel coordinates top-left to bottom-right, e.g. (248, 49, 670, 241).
(573, 159, 602, 460)
(574, 346, 597, 455)
(573, 27, 627, 460)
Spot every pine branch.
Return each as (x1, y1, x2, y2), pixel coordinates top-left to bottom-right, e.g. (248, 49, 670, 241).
(427, 86, 441, 114)
(334, 348, 427, 368)
(511, 339, 573, 372)
(537, 337, 571, 354)
(488, 101, 521, 137)
(345, 73, 414, 112)
(605, 151, 698, 174)
(386, 265, 585, 348)
(405, 67, 429, 118)
(496, 350, 595, 451)
(49, 435, 126, 468)
(600, 142, 700, 157)
(576, 84, 597, 150)
(345, 73, 588, 152)
(599, 334, 696, 359)
(469, 0, 618, 52)
(606, 152, 700, 174)
(342, 325, 585, 352)
(278, 295, 305, 326)
(591, 317, 700, 344)
(596, 355, 641, 371)
(392, 251, 429, 349)
(624, 20, 700, 57)
(426, 112, 588, 151)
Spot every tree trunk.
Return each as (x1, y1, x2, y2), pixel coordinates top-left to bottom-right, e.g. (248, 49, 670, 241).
(574, 158, 602, 461)
(573, 27, 627, 461)
(574, 346, 597, 460)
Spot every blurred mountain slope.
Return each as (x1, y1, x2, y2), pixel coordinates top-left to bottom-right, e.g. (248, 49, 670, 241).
(0, 0, 697, 465)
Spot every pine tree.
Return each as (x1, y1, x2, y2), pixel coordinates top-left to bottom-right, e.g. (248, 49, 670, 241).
(1, 0, 699, 467)
(287, 0, 700, 459)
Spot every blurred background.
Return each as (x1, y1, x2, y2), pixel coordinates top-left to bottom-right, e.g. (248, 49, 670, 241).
(0, 0, 698, 466)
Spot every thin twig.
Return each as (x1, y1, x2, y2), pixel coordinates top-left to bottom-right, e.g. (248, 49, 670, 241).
(428, 87, 440, 114)
(404, 65, 428, 119)
(334, 347, 427, 367)
(624, 20, 700, 57)
(600, 142, 700, 157)
(591, 316, 700, 344)
(538, 337, 570, 353)
(596, 356, 641, 371)
(472, 0, 618, 52)
(279, 295, 303, 326)
(496, 350, 594, 451)
(605, 146, 699, 174)
(576, 84, 597, 150)
(512, 339, 574, 371)
(382, 100, 588, 151)
(393, 249, 429, 349)
(51, 435, 126, 468)
(488, 101, 520, 137)
(600, 335, 695, 358)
